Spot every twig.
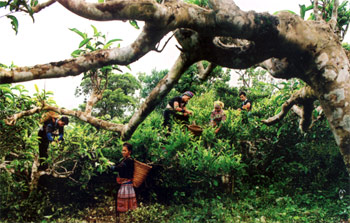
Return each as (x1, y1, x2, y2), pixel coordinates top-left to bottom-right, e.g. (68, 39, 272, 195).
(155, 33, 175, 53)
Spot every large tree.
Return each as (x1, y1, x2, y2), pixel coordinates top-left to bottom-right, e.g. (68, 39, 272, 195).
(1, 0, 350, 174)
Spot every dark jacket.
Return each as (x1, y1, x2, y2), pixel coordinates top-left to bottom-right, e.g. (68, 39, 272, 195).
(38, 118, 64, 142)
(111, 157, 134, 179)
(167, 96, 187, 110)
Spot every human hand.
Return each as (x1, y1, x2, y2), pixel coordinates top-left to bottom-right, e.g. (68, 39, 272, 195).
(186, 110, 193, 115)
(107, 160, 115, 166)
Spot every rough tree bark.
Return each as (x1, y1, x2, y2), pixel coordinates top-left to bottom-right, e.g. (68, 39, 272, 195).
(1, 0, 349, 173)
(262, 86, 318, 132)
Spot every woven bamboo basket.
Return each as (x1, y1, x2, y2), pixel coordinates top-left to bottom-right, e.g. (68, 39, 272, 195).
(133, 160, 152, 188)
(187, 124, 203, 136)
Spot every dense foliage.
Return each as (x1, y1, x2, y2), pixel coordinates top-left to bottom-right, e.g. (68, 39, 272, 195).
(71, 26, 140, 120)
(0, 67, 348, 222)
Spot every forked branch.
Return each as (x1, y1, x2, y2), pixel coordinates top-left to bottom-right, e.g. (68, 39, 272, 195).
(197, 61, 217, 81)
(262, 86, 318, 132)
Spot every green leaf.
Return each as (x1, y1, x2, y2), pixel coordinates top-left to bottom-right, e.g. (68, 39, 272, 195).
(91, 24, 98, 36)
(103, 39, 122, 49)
(7, 15, 18, 34)
(71, 49, 83, 58)
(4, 94, 14, 100)
(0, 1, 8, 7)
(106, 38, 122, 45)
(103, 43, 112, 49)
(86, 45, 95, 51)
(96, 41, 104, 47)
(79, 38, 92, 48)
(34, 84, 39, 93)
(305, 5, 313, 11)
(0, 63, 8, 68)
(299, 4, 306, 19)
(30, 0, 39, 7)
(129, 20, 140, 29)
(69, 28, 86, 39)
(273, 10, 296, 15)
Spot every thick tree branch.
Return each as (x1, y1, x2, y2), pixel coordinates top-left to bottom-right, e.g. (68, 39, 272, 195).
(32, 0, 57, 13)
(44, 105, 125, 132)
(0, 23, 168, 84)
(57, 0, 282, 41)
(175, 29, 276, 70)
(5, 107, 42, 125)
(259, 55, 313, 82)
(85, 88, 103, 116)
(202, 41, 271, 69)
(291, 105, 303, 117)
(259, 58, 292, 79)
(293, 105, 325, 130)
(2, 1, 335, 85)
(1, 1, 305, 85)
(262, 86, 317, 128)
(57, 0, 165, 22)
(197, 61, 217, 81)
(123, 52, 196, 140)
(5, 105, 125, 133)
(299, 101, 314, 132)
(84, 73, 105, 116)
(209, 0, 239, 11)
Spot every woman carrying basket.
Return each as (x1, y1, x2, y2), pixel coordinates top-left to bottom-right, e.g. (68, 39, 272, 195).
(110, 142, 137, 215)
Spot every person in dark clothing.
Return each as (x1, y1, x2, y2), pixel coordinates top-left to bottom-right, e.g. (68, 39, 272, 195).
(163, 91, 194, 132)
(110, 142, 137, 215)
(38, 112, 69, 170)
(238, 91, 252, 111)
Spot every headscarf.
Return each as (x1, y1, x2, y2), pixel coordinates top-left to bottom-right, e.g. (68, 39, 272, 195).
(214, 101, 224, 109)
(182, 91, 194, 98)
(211, 101, 226, 123)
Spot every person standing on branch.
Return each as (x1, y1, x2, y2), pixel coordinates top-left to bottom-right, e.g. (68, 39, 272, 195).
(38, 111, 69, 170)
(238, 92, 252, 112)
(210, 101, 227, 134)
(163, 91, 194, 132)
(110, 142, 137, 216)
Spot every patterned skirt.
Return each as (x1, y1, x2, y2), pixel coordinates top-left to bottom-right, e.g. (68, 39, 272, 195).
(117, 181, 137, 213)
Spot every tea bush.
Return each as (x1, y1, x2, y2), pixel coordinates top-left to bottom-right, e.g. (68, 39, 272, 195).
(0, 78, 348, 222)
